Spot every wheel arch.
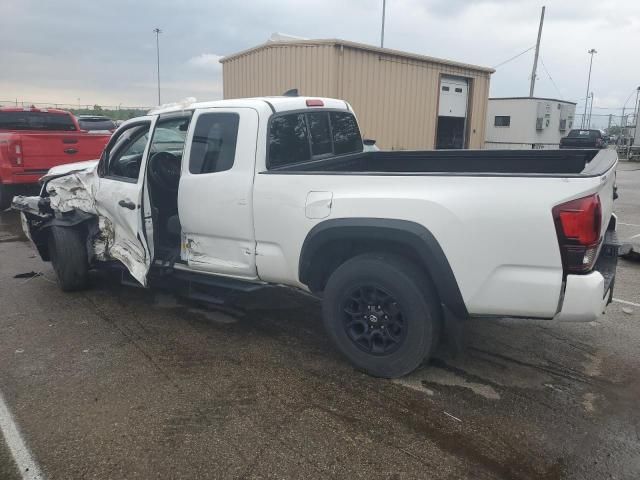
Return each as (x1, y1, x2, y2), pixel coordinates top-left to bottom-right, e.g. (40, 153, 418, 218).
(299, 218, 468, 319)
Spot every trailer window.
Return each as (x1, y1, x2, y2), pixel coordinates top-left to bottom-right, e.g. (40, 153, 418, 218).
(494, 116, 511, 127)
(189, 113, 238, 174)
(268, 113, 311, 168)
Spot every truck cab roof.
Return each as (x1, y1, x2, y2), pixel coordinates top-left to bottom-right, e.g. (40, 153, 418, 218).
(148, 96, 352, 116)
(0, 106, 72, 115)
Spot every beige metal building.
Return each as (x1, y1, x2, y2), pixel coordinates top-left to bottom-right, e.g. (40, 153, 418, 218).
(221, 38, 494, 150)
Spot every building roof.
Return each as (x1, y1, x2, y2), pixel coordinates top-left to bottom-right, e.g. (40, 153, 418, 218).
(489, 96, 576, 105)
(220, 38, 495, 74)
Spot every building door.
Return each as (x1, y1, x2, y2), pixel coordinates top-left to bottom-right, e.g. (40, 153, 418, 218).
(436, 77, 469, 149)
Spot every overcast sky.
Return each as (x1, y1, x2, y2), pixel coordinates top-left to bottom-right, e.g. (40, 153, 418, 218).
(1, 0, 639, 126)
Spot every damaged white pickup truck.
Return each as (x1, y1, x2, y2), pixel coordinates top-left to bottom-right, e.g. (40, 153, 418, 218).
(13, 96, 619, 378)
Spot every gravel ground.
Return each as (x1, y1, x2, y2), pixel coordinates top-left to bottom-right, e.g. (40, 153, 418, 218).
(0, 162, 638, 480)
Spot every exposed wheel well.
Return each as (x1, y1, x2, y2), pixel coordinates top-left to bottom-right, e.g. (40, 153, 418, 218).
(299, 218, 468, 319)
(31, 214, 95, 262)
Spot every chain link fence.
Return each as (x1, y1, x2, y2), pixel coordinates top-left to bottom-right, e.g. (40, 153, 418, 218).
(0, 99, 151, 121)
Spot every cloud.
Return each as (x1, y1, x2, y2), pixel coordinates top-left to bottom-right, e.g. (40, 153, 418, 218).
(187, 54, 224, 71)
(0, 0, 639, 123)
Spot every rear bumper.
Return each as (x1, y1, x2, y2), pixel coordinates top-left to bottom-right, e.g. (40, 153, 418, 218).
(554, 229, 619, 322)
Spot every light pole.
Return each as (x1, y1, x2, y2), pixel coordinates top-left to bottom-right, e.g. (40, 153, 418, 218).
(380, 0, 386, 48)
(153, 28, 162, 105)
(581, 49, 597, 128)
(587, 92, 594, 128)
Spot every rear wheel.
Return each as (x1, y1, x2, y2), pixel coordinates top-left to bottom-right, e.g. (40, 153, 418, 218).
(322, 253, 441, 378)
(48, 226, 89, 291)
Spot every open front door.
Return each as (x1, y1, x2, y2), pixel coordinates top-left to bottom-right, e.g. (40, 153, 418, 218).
(94, 118, 155, 285)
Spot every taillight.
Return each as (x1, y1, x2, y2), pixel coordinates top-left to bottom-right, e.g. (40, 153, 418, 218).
(306, 99, 324, 107)
(552, 194, 602, 274)
(8, 139, 23, 166)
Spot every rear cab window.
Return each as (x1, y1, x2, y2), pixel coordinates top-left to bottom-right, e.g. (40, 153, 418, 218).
(0, 111, 77, 131)
(78, 117, 116, 131)
(267, 109, 362, 169)
(568, 129, 600, 138)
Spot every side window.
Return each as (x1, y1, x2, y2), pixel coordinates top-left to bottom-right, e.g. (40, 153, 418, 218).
(494, 116, 511, 127)
(306, 112, 332, 156)
(330, 112, 363, 155)
(268, 113, 310, 168)
(189, 113, 239, 174)
(104, 124, 151, 180)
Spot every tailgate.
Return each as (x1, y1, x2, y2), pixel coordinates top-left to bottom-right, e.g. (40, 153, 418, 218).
(20, 132, 109, 171)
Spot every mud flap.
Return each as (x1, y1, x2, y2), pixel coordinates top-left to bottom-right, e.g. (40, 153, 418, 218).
(442, 304, 465, 357)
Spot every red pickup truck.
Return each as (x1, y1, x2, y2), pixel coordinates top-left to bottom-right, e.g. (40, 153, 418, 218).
(0, 107, 111, 209)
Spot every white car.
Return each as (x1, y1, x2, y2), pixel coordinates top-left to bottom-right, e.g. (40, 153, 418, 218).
(13, 96, 619, 378)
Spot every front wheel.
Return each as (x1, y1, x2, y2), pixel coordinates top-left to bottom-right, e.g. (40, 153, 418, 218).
(322, 253, 441, 378)
(48, 226, 89, 291)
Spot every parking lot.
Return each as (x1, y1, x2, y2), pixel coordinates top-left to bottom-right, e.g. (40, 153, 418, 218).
(0, 162, 639, 480)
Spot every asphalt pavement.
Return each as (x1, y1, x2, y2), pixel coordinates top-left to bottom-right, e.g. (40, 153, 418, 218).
(0, 162, 639, 479)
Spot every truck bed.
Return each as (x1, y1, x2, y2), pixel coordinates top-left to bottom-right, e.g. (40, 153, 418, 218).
(268, 149, 616, 177)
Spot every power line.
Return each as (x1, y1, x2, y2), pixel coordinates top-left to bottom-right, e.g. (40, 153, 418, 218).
(539, 57, 563, 99)
(492, 45, 536, 69)
(574, 105, 630, 110)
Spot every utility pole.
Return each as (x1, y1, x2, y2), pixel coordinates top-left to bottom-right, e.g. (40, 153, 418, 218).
(154, 28, 162, 105)
(529, 6, 545, 97)
(587, 92, 594, 128)
(634, 86, 640, 138)
(607, 114, 612, 132)
(581, 49, 597, 128)
(620, 87, 639, 144)
(380, 0, 386, 48)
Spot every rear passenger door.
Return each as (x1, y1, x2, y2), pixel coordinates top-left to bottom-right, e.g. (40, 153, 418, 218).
(178, 108, 259, 278)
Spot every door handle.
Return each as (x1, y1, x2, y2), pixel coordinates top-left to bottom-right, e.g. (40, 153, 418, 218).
(64, 148, 78, 154)
(118, 200, 136, 210)
(63, 138, 78, 144)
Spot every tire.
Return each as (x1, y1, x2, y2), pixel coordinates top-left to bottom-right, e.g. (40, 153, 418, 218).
(322, 253, 441, 378)
(0, 183, 12, 211)
(48, 226, 89, 292)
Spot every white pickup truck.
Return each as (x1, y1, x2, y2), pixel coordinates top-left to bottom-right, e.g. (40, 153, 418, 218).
(13, 96, 619, 378)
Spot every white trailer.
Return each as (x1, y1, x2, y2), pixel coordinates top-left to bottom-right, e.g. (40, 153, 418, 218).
(485, 97, 576, 150)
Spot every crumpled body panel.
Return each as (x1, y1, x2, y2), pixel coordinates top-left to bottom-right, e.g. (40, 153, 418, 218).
(12, 165, 149, 286)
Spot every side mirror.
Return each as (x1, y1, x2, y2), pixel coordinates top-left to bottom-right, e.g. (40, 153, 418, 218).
(363, 139, 376, 146)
